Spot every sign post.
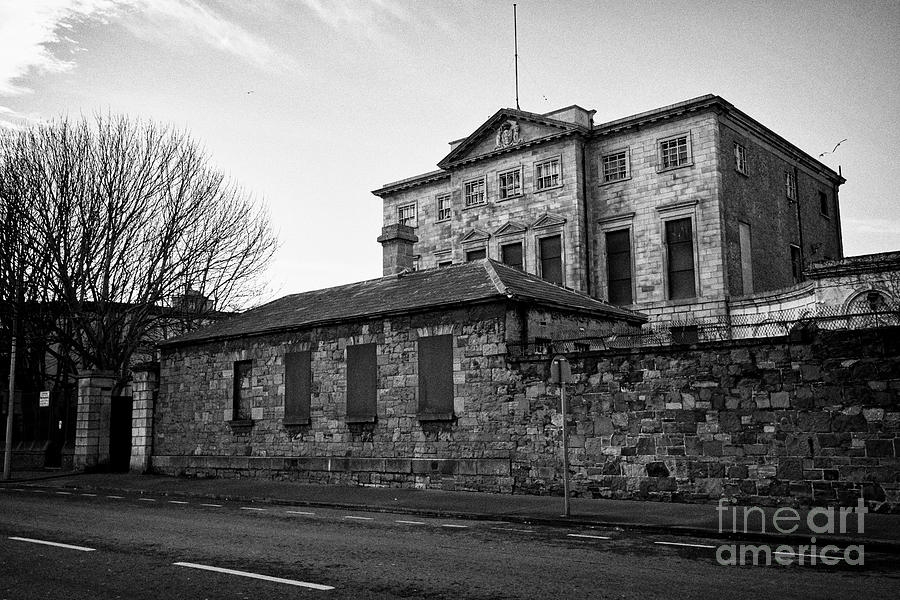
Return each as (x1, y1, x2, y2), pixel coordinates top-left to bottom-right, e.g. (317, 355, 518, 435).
(550, 355, 572, 517)
(39, 391, 50, 408)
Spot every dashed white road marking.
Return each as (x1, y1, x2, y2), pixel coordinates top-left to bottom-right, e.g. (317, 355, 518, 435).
(173, 562, 334, 590)
(395, 520, 425, 525)
(200, 503, 223, 508)
(441, 524, 469, 529)
(240, 507, 266, 512)
(286, 510, 315, 516)
(80, 493, 97, 497)
(491, 527, 535, 533)
(343, 516, 373, 521)
(137, 498, 156, 502)
(9, 537, 95, 552)
(567, 533, 611, 540)
(55, 491, 72, 495)
(11, 488, 26, 492)
(654, 541, 716, 549)
(107, 495, 123, 499)
(168, 500, 188, 505)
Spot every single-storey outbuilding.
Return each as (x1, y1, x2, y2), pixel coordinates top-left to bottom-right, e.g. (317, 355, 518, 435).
(151, 259, 644, 490)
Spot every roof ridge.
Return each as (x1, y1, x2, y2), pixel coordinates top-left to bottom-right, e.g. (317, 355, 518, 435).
(482, 260, 511, 297)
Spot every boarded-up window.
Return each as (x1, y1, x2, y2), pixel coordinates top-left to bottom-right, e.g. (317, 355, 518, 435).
(790, 245, 803, 283)
(539, 235, 563, 285)
(501, 242, 523, 270)
(233, 360, 252, 420)
(465, 248, 486, 261)
(346, 344, 377, 422)
(284, 351, 311, 425)
(418, 335, 454, 420)
(605, 229, 632, 305)
(665, 218, 696, 299)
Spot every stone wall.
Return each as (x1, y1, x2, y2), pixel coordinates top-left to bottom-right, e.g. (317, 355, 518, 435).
(509, 327, 900, 509)
(153, 303, 628, 491)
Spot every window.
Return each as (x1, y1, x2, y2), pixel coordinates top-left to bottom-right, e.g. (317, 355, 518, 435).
(438, 260, 453, 268)
(739, 222, 753, 294)
(785, 171, 797, 200)
(498, 168, 522, 199)
(397, 203, 417, 227)
(464, 177, 486, 207)
(501, 242, 524, 270)
(790, 245, 803, 283)
(436, 194, 451, 221)
(346, 344, 377, 422)
(232, 360, 252, 421)
(819, 191, 830, 217)
(605, 229, 632, 305)
(665, 218, 696, 299)
(538, 235, 563, 285)
(602, 150, 629, 183)
(535, 158, 561, 191)
(465, 248, 486, 261)
(659, 135, 690, 170)
(734, 142, 747, 175)
(417, 335, 454, 420)
(284, 351, 311, 425)
(412, 256, 420, 271)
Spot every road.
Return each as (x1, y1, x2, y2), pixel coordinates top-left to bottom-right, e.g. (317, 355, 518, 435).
(0, 486, 897, 599)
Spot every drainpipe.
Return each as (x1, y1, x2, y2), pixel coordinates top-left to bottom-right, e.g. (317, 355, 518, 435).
(793, 166, 806, 278)
(580, 138, 592, 296)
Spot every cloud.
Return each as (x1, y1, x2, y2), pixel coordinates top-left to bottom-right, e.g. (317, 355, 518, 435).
(0, 0, 294, 97)
(0, 105, 46, 130)
(297, 0, 450, 43)
(120, 0, 296, 72)
(0, 0, 120, 96)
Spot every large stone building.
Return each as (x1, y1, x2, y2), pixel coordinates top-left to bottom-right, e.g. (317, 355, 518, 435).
(373, 95, 845, 321)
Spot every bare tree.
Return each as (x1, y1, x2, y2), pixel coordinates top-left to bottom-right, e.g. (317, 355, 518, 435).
(0, 114, 278, 388)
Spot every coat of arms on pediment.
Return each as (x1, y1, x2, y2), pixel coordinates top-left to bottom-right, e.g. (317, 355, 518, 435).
(494, 119, 522, 150)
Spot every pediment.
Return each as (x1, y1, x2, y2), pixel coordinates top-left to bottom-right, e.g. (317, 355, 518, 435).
(438, 109, 581, 169)
(493, 221, 527, 237)
(461, 228, 491, 244)
(531, 213, 567, 230)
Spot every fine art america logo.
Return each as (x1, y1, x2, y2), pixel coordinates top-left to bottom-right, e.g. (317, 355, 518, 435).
(715, 499, 867, 566)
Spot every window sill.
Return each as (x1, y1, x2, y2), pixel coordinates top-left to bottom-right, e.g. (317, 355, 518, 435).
(435, 218, 451, 224)
(227, 419, 254, 434)
(418, 412, 454, 422)
(600, 176, 631, 187)
(656, 163, 693, 174)
(346, 415, 377, 424)
(283, 418, 310, 427)
(497, 194, 523, 202)
(534, 184, 563, 194)
(462, 202, 487, 211)
(735, 169, 749, 177)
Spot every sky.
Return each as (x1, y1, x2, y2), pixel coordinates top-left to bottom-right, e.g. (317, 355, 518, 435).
(1, 0, 898, 304)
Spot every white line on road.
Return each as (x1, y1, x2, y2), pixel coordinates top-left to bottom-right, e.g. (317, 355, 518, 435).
(344, 516, 373, 521)
(11, 488, 26, 492)
(441, 524, 469, 529)
(138, 498, 156, 502)
(490, 527, 535, 533)
(395, 520, 425, 525)
(9, 537, 95, 552)
(173, 562, 334, 590)
(286, 511, 315, 516)
(240, 507, 267, 512)
(654, 541, 716, 549)
(80, 493, 97, 497)
(567, 534, 612, 540)
(107, 495, 123, 499)
(56, 491, 72, 495)
(199, 503, 222, 508)
(168, 500, 188, 505)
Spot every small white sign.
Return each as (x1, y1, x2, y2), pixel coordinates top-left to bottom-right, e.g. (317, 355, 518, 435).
(39, 391, 50, 407)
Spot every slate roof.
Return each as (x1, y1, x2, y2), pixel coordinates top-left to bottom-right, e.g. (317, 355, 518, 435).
(161, 260, 645, 347)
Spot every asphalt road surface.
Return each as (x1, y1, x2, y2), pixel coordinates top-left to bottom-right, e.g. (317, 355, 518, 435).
(0, 486, 897, 599)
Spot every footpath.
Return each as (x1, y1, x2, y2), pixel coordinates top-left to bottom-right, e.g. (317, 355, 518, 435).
(3, 470, 898, 552)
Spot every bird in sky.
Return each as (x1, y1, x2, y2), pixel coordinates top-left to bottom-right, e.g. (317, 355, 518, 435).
(819, 138, 847, 157)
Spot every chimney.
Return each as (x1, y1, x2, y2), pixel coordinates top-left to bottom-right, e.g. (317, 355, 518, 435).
(377, 224, 418, 275)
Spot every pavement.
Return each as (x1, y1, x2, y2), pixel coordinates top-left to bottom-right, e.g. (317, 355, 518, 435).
(3, 469, 898, 552)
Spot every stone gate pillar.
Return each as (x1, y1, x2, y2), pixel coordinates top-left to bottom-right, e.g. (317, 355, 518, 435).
(130, 363, 159, 473)
(74, 370, 115, 470)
